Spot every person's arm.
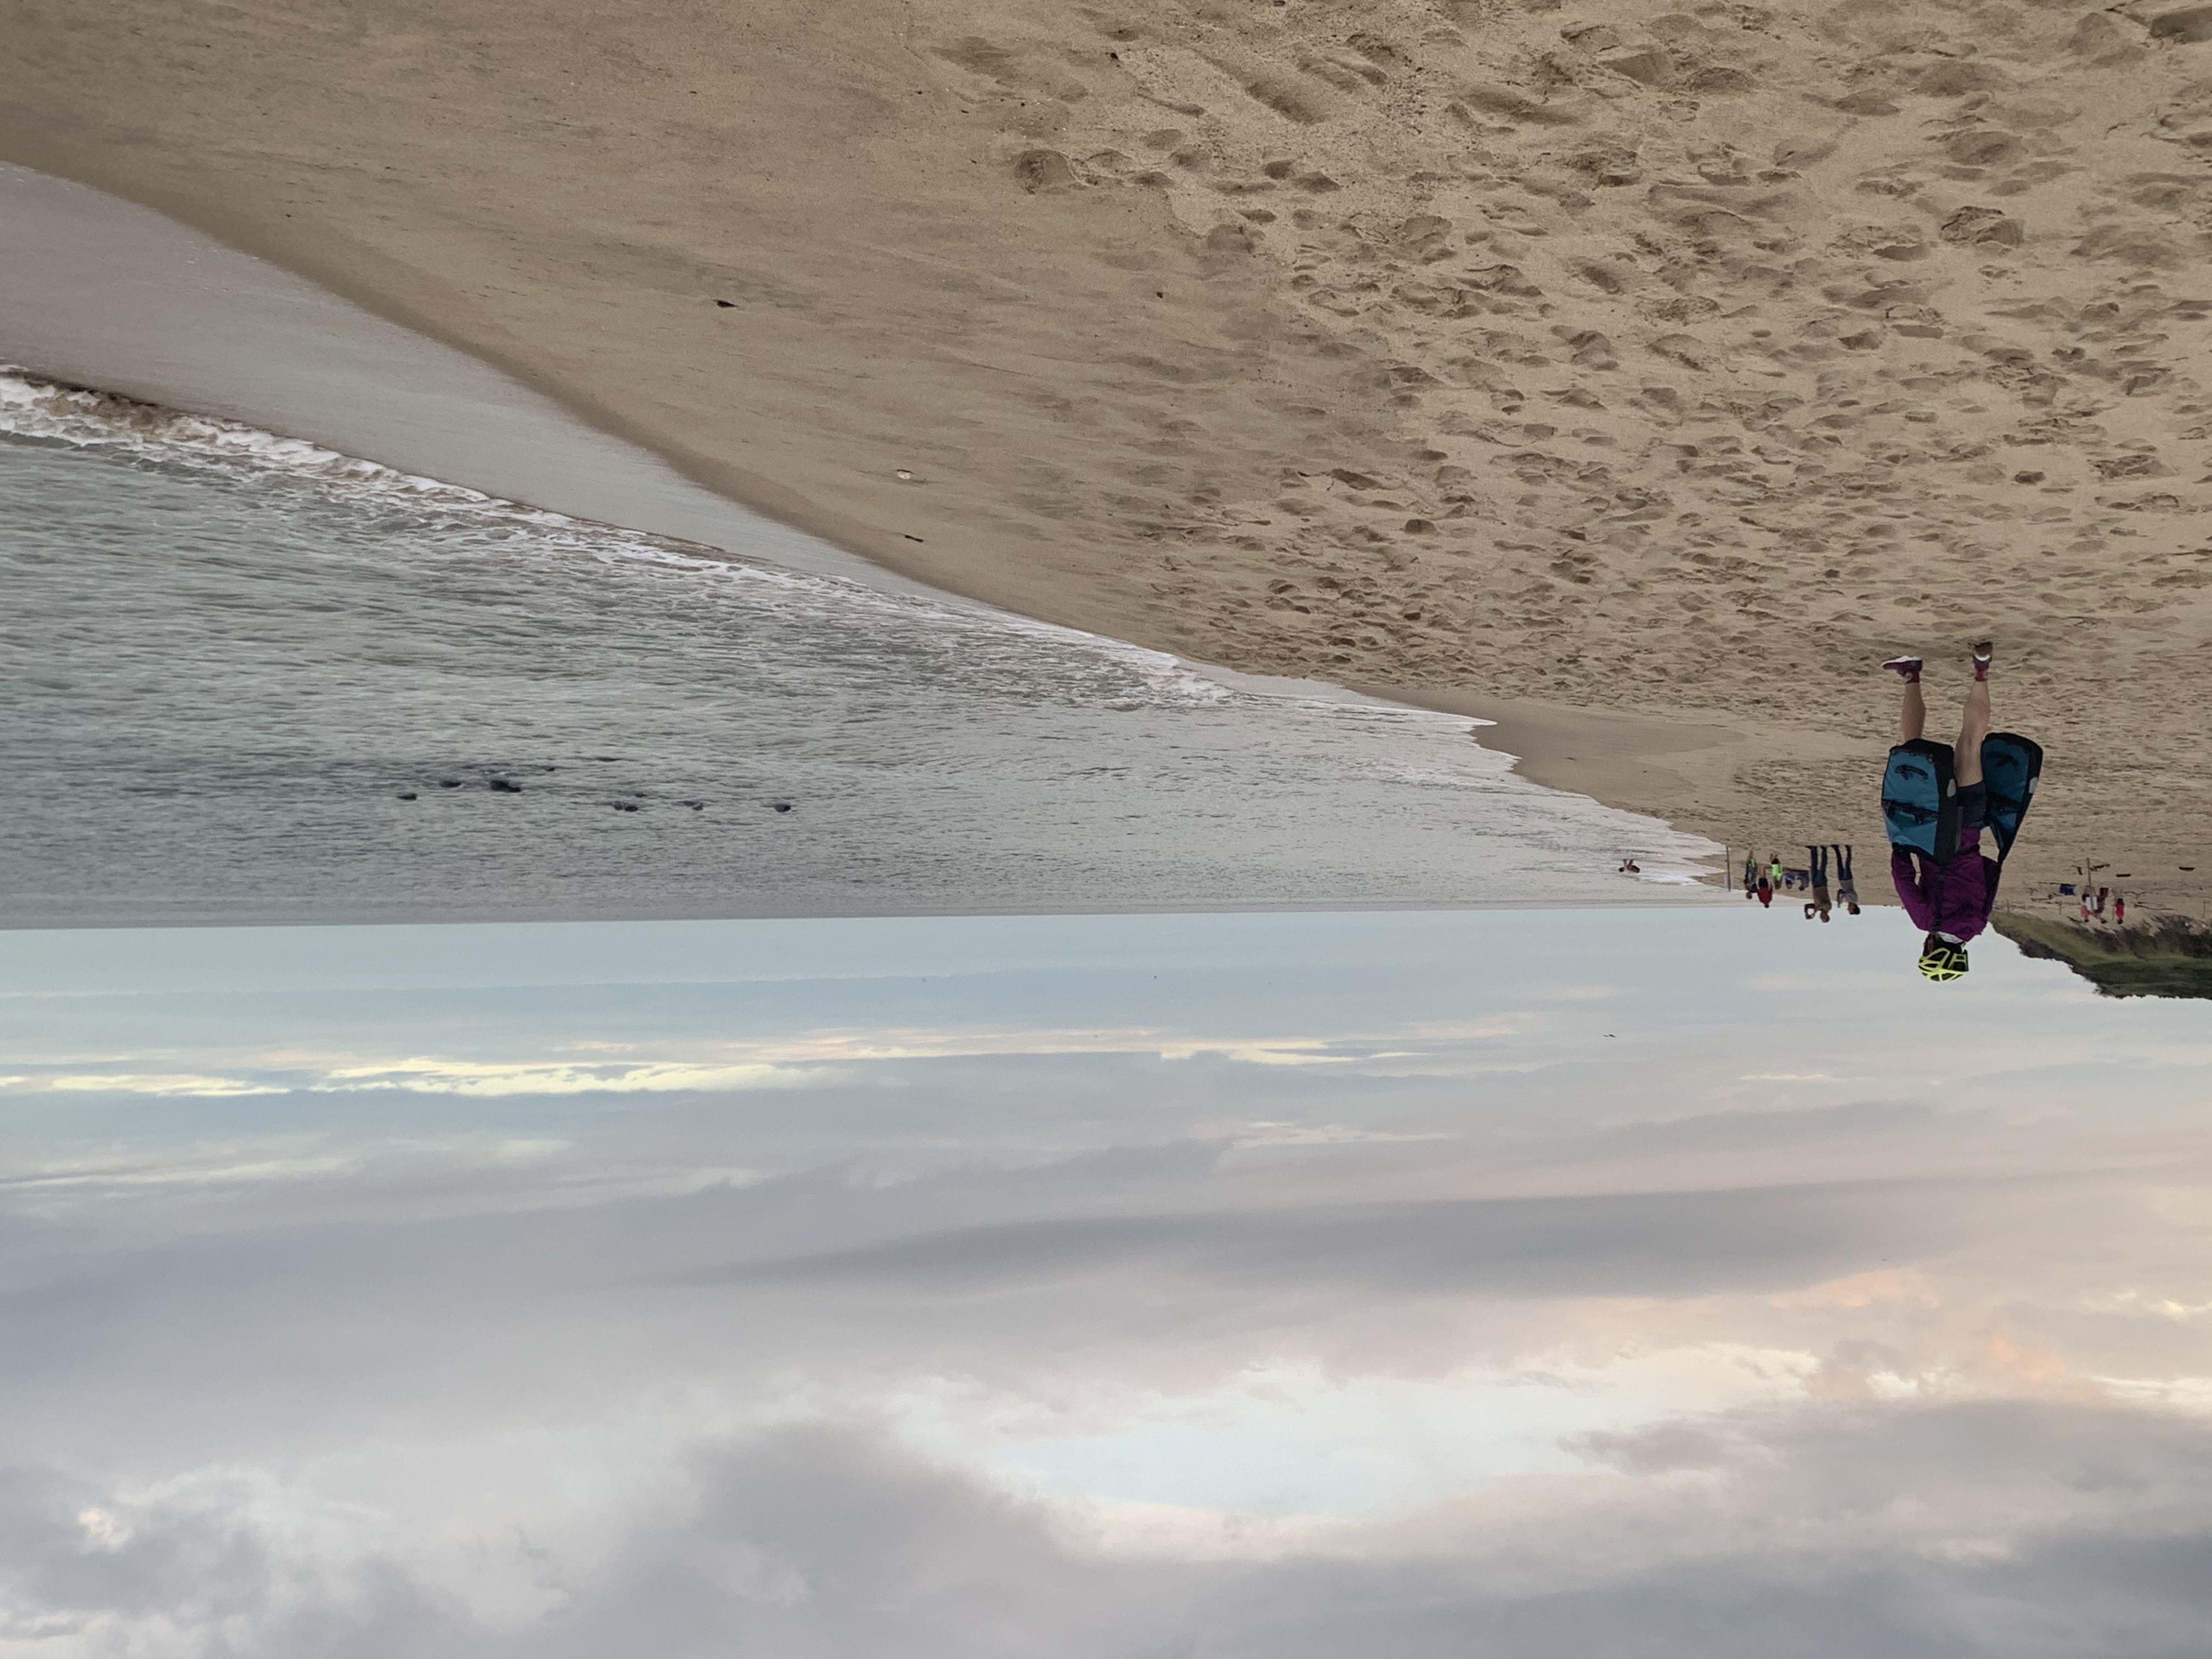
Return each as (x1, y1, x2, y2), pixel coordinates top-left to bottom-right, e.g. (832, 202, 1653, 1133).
(1892, 849, 1936, 931)
(1966, 854, 2001, 935)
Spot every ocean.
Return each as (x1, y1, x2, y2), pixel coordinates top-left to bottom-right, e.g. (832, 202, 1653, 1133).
(1, 370, 1718, 925)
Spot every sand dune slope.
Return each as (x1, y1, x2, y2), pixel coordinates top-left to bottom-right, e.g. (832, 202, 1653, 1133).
(7, 0, 2212, 893)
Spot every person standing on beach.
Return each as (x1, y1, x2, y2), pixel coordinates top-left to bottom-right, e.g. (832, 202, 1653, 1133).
(1803, 845, 1833, 922)
(1883, 644, 2001, 979)
(1832, 844, 1860, 915)
(1769, 854, 1784, 891)
(1756, 873, 1774, 908)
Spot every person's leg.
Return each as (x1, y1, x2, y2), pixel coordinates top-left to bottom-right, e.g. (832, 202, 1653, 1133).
(1954, 642, 1993, 786)
(1885, 655, 1925, 741)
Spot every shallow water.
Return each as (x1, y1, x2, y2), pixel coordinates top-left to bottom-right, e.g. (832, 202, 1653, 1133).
(1, 374, 1717, 924)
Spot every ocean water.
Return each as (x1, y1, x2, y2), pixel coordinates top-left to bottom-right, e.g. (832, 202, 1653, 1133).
(1, 371, 1719, 925)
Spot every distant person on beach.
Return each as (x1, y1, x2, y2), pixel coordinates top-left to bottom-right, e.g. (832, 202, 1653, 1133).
(1618, 857, 1640, 874)
(1743, 854, 1759, 894)
(1803, 845, 1833, 922)
(2115, 893, 2126, 926)
(1756, 873, 1774, 908)
(1832, 844, 1860, 915)
(1769, 854, 1784, 890)
(1883, 643, 2008, 980)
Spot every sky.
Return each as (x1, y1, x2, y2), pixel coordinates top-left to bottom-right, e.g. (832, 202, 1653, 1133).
(2, 906, 2209, 1657)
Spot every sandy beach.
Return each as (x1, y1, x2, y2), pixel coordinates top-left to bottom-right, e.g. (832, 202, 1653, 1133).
(9, 0, 2212, 907)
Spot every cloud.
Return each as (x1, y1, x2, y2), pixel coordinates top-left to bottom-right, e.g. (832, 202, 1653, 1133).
(33, 1073, 287, 1098)
(1229, 1123, 1455, 1147)
(691, 1179, 1963, 1304)
(0, 1152, 359, 1193)
(0, 1021, 1479, 1101)
(5, 1406, 2212, 1659)
(316, 1059, 827, 1097)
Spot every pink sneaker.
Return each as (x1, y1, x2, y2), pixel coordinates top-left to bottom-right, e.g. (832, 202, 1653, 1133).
(1881, 656, 1923, 681)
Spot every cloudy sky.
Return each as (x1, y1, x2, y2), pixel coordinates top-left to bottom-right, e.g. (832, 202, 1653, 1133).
(2, 906, 2209, 1656)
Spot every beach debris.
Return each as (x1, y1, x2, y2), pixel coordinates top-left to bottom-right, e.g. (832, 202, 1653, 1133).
(904, 534, 925, 541)
(488, 777, 523, 793)
(611, 801, 640, 812)
(770, 802, 793, 812)
(397, 793, 418, 800)
(679, 800, 706, 810)
(438, 779, 462, 788)
(895, 469, 916, 481)
(715, 299, 735, 308)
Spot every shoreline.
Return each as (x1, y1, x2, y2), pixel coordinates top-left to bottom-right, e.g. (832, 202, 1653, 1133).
(0, 161, 918, 598)
(0, 139, 1000, 613)
(0, 161, 1733, 872)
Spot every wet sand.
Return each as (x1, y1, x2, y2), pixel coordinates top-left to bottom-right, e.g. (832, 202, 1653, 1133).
(0, 164, 911, 596)
(8, 0, 2212, 908)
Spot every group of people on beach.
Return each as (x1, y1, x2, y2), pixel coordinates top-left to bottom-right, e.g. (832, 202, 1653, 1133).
(2063, 882, 2125, 926)
(1743, 845, 1860, 921)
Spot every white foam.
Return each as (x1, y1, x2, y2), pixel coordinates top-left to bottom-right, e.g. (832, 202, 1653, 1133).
(0, 365, 1238, 712)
